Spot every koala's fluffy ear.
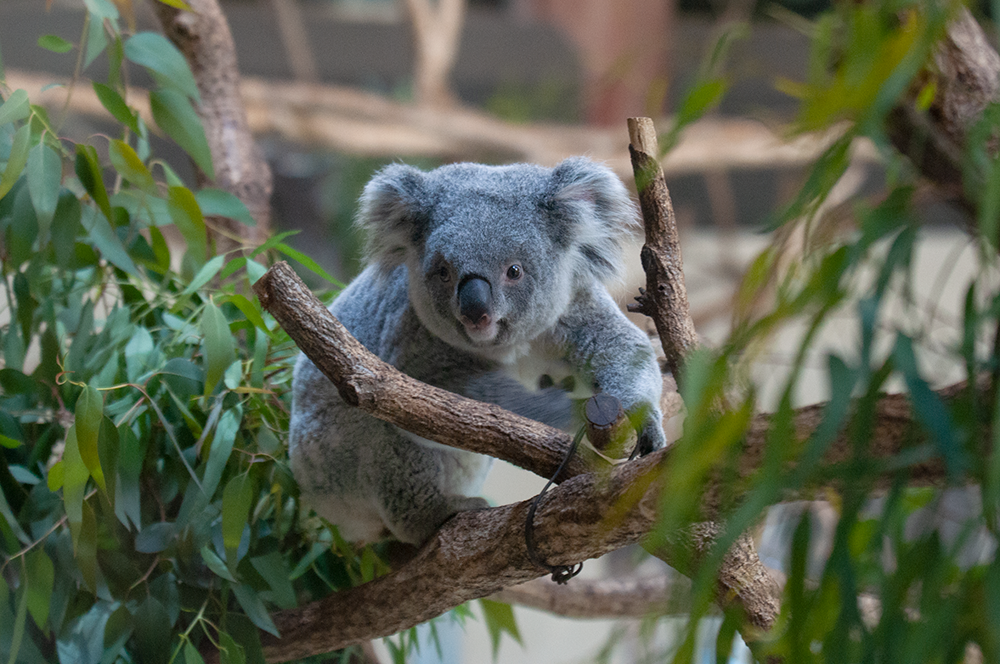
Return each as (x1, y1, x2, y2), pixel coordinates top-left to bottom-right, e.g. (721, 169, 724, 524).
(546, 157, 639, 285)
(357, 163, 429, 272)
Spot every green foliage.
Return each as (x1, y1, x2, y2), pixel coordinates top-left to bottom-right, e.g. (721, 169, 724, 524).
(0, 5, 375, 663)
(630, 1, 1000, 662)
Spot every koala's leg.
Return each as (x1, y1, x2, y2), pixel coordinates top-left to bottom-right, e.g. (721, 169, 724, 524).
(559, 289, 667, 454)
(367, 433, 490, 546)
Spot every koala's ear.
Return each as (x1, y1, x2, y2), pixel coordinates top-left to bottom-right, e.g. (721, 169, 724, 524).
(546, 157, 638, 284)
(357, 163, 430, 272)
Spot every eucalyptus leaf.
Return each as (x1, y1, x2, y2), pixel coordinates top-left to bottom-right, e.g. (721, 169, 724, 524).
(123, 32, 199, 100)
(150, 89, 214, 179)
(108, 139, 156, 194)
(26, 142, 61, 235)
(222, 474, 253, 568)
(93, 82, 140, 134)
(0, 89, 30, 126)
(74, 387, 107, 494)
(0, 124, 30, 201)
(201, 301, 236, 395)
(196, 188, 255, 226)
(38, 34, 73, 53)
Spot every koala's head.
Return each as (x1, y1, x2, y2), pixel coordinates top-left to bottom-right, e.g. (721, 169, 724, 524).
(357, 158, 638, 358)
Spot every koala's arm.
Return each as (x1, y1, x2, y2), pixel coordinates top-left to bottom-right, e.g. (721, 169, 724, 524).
(557, 287, 666, 454)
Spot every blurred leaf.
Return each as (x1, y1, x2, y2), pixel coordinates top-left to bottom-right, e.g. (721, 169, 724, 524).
(114, 425, 145, 530)
(62, 426, 89, 550)
(150, 89, 214, 179)
(219, 293, 269, 334)
(78, 501, 98, 592)
(133, 596, 172, 664)
(7, 579, 28, 664)
(200, 544, 236, 582)
(0, 89, 30, 125)
(98, 416, 119, 508)
(181, 254, 225, 298)
(75, 385, 106, 493)
(167, 185, 208, 265)
(81, 205, 139, 275)
(232, 584, 280, 637)
(218, 631, 245, 664)
(108, 139, 156, 194)
(74, 143, 112, 221)
(893, 335, 965, 478)
(84, 11, 108, 67)
(26, 142, 61, 235)
(480, 599, 522, 659)
(25, 549, 54, 630)
(274, 242, 340, 285)
(93, 82, 140, 134)
(201, 300, 236, 395)
(38, 34, 73, 53)
(202, 406, 241, 501)
(0, 124, 30, 201)
(123, 32, 199, 100)
(134, 522, 177, 553)
(197, 188, 256, 226)
(83, 0, 119, 19)
(0, 482, 30, 545)
(184, 641, 206, 664)
(51, 189, 82, 265)
(222, 474, 253, 568)
(250, 552, 296, 609)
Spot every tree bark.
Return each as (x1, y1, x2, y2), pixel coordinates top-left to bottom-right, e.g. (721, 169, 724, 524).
(627, 117, 700, 385)
(245, 260, 966, 662)
(151, 0, 273, 245)
(887, 7, 1000, 217)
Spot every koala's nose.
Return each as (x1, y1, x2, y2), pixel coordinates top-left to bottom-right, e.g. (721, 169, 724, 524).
(458, 276, 493, 328)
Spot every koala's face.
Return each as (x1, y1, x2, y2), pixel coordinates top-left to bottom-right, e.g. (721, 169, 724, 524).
(358, 159, 638, 361)
(412, 178, 576, 358)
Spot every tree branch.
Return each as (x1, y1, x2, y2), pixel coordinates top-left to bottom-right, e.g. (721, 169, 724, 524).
(258, 451, 664, 662)
(887, 7, 1000, 217)
(490, 575, 679, 618)
(151, 0, 273, 243)
(626, 117, 700, 384)
(246, 260, 964, 661)
(252, 262, 603, 481)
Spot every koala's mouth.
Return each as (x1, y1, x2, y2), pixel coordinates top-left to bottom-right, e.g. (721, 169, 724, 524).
(458, 318, 508, 346)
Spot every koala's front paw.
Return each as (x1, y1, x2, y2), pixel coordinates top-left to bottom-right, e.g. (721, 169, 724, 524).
(450, 496, 490, 513)
(636, 411, 667, 456)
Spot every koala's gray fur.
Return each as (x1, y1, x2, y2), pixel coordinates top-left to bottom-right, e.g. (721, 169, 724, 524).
(289, 157, 665, 546)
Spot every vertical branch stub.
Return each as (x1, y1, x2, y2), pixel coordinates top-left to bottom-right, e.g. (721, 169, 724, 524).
(626, 117, 699, 385)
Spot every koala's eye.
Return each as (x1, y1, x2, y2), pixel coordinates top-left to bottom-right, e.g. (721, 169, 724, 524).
(506, 264, 523, 281)
(435, 266, 451, 283)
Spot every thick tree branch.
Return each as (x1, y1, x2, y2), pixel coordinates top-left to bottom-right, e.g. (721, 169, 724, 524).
(887, 7, 1000, 216)
(258, 452, 664, 662)
(248, 260, 962, 661)
(491, 575, 679, 618)
(10, 67, 858, 177)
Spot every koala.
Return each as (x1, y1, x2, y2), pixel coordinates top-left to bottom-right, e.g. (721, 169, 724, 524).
(289, 157, 665, 546)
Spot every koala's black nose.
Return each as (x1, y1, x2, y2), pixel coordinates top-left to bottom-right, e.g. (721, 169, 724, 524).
(458, 277, 492, 328)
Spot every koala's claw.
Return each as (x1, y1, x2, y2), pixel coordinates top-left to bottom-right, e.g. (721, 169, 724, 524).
(636, 421, 667, 456)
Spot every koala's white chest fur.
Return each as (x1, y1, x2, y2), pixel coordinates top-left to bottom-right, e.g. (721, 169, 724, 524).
(500, 337, 593, 400)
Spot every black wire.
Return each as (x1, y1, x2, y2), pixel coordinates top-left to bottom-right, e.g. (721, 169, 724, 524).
(524, 426, 587, 584)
